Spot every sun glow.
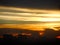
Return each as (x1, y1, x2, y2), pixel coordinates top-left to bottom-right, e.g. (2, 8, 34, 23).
(38, 18, 60, 22)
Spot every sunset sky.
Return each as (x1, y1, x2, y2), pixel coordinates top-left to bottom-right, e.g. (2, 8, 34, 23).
(0, 0, 60, 31)
(0, 6, 60, 23)
(0, 6, 60, 31)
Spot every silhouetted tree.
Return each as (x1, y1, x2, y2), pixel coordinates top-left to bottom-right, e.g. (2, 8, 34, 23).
(42, 28, 57, 42)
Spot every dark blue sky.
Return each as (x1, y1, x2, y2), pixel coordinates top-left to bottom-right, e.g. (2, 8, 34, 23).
(0, 0, 59, 9)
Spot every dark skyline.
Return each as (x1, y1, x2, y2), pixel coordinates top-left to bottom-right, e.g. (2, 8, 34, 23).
(0, 0, 59, 9)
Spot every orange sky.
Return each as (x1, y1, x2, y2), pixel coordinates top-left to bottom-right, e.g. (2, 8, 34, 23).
(0, 6, 60, 31)
(0, 23, 60, 31)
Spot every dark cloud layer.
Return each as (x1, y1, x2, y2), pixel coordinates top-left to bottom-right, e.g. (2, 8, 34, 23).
(0, 0, 59, 9)
(0, 19, 41, 24)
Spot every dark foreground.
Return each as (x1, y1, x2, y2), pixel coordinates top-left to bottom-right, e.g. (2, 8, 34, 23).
(0, 28, 60, 45)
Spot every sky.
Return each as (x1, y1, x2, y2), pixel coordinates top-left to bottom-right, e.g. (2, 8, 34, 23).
(0, 6, 60, 31)
(0, 0, 59, 9)
(0, 0, 60, 31)
(0, 6, 60, 24)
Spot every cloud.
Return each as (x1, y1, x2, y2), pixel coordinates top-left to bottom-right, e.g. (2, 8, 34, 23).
(0, 6, 60, 24)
